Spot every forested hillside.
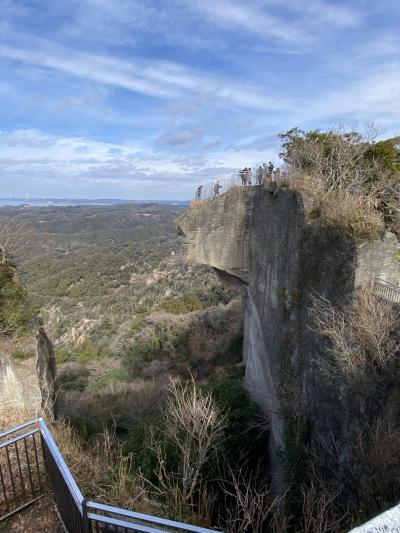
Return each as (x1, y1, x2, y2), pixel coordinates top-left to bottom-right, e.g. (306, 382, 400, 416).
(0, 203, 243, 417)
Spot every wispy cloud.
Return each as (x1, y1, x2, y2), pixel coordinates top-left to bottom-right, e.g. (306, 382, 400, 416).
(0, 129, 236, 197)
(0, 33, 289, 111)
(0, 0, 399, 199)
(302, 63, 400, 125)
(185, 0, 306, 43)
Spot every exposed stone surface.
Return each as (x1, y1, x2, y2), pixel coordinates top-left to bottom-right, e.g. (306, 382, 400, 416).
(176, 187, 400, 492)
(355, 231, 400, 288)
(176, 188, 256, 283)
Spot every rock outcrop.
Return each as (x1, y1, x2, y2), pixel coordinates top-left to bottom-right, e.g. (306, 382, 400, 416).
(176, 187, 400, 491)
(36, 326, 58, 421)
(176, 188, 255, 283)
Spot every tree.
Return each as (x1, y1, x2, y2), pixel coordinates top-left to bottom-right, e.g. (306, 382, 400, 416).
(279, 125, 384, 192)
(0, 217, 33, 265)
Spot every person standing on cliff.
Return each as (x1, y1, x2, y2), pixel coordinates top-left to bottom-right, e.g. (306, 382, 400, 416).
(256, 166, 263, 187)
(214, 180, 223, 196)
(239, 168, 246, 186)
(196, 185, 203, 200)
(246, 168, 252, 186)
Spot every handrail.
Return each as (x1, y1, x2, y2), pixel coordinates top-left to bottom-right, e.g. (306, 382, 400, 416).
(87, 500, 219, 532)
(0, 428, 39, 450)
(87, 512, 171, 533)
(1, 419, 223, 532)
(373, 278, 400, 304)
(375, 278, 400, 289)
(0, 419, 39, 440)
(38, 418, 84, 511)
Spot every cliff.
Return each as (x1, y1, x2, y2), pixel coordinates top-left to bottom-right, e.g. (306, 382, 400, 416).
(176, 187, 400, 491)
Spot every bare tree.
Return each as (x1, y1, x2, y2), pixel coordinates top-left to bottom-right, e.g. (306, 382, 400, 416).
(220, 466, 282, 533)
(300, 483, 348, 533)
(164, 377, 227, 502)
(311, 289, 400, 381)
(141, 378, 226, 526)
(282, 124, 381, 193)
(0, 217, 33, 265)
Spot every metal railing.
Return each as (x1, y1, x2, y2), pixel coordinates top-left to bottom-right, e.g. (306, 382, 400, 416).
(373, 278, 400, 304)
(194, 169, 287, 201)
(194, 173, 243, 201)
(0, 419, 222, 533)
(0, 419, 45, 521)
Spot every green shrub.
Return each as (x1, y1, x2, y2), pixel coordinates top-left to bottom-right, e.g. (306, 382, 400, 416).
(58, 364, 89, 392)
(56, 347, 77, 364)
(56, 340, 110, 365)
(159, 292, 204, 314)
(202, 370, 266, 469)
(123, 325, 189, 378)
(11, 347, 36, 360)
(123, 371, 266, 486)
(123, 336, 163, 378)
(76, 339, 104, 364)
(199, 285, 237, 307)
(122, 415, 177, 484)
(0, 262, 36, 336)
(86, 367, 129, 392)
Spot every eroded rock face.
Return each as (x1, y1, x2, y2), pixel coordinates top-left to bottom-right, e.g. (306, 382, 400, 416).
(176, 188, 256, 283)
(176, 187, 400, 490)
(36, 327, 57, 421)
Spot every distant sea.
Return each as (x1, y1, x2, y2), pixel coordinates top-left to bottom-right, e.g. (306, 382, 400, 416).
(0, 199, 187, 207)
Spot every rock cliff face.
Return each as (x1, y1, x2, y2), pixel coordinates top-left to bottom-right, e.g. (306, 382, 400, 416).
(176, 188, 255, 283)
(176, 187, 400, 489)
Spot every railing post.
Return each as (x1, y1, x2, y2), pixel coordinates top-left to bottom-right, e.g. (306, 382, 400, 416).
(82, 498, 90, 533)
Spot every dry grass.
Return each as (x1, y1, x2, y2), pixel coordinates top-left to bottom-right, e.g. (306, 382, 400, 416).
(0, 407, 45, 517)
(295, 176, 384, 242)
(0, 406, 153, 516)
(0, 407, 38, 432)
(311, 289, 400, 382)
(190, 200, 205, 208)
(309, 289, 400, 524)
(51, 422, 153, 513)
(355, 408, 400, 519)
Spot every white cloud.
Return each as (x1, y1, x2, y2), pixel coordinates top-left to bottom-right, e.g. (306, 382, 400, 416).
(303, 64, 400, 124)
(186, 0, 306, 43)
(0, 127, 284, 201)
(282, 0, 364, 28)
(0, 33, 290, 111)
(183, 0, 364, 46)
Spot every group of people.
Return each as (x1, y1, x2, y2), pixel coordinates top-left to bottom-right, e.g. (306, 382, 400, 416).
(239, 162, 282, 187)
(239, 167, 252, 186)
(256, 162, 280, 185)
(196, 181, 223, 199)
(195, 161, 282, 200)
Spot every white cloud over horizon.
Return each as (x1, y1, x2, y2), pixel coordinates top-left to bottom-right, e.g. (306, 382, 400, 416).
(0, 0, 399, 199)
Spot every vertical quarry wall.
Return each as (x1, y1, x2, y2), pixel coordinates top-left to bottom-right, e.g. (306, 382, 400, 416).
(176, 187, 400, 489)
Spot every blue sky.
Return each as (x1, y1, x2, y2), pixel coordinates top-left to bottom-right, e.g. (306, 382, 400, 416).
(0, 0, 399, 200)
